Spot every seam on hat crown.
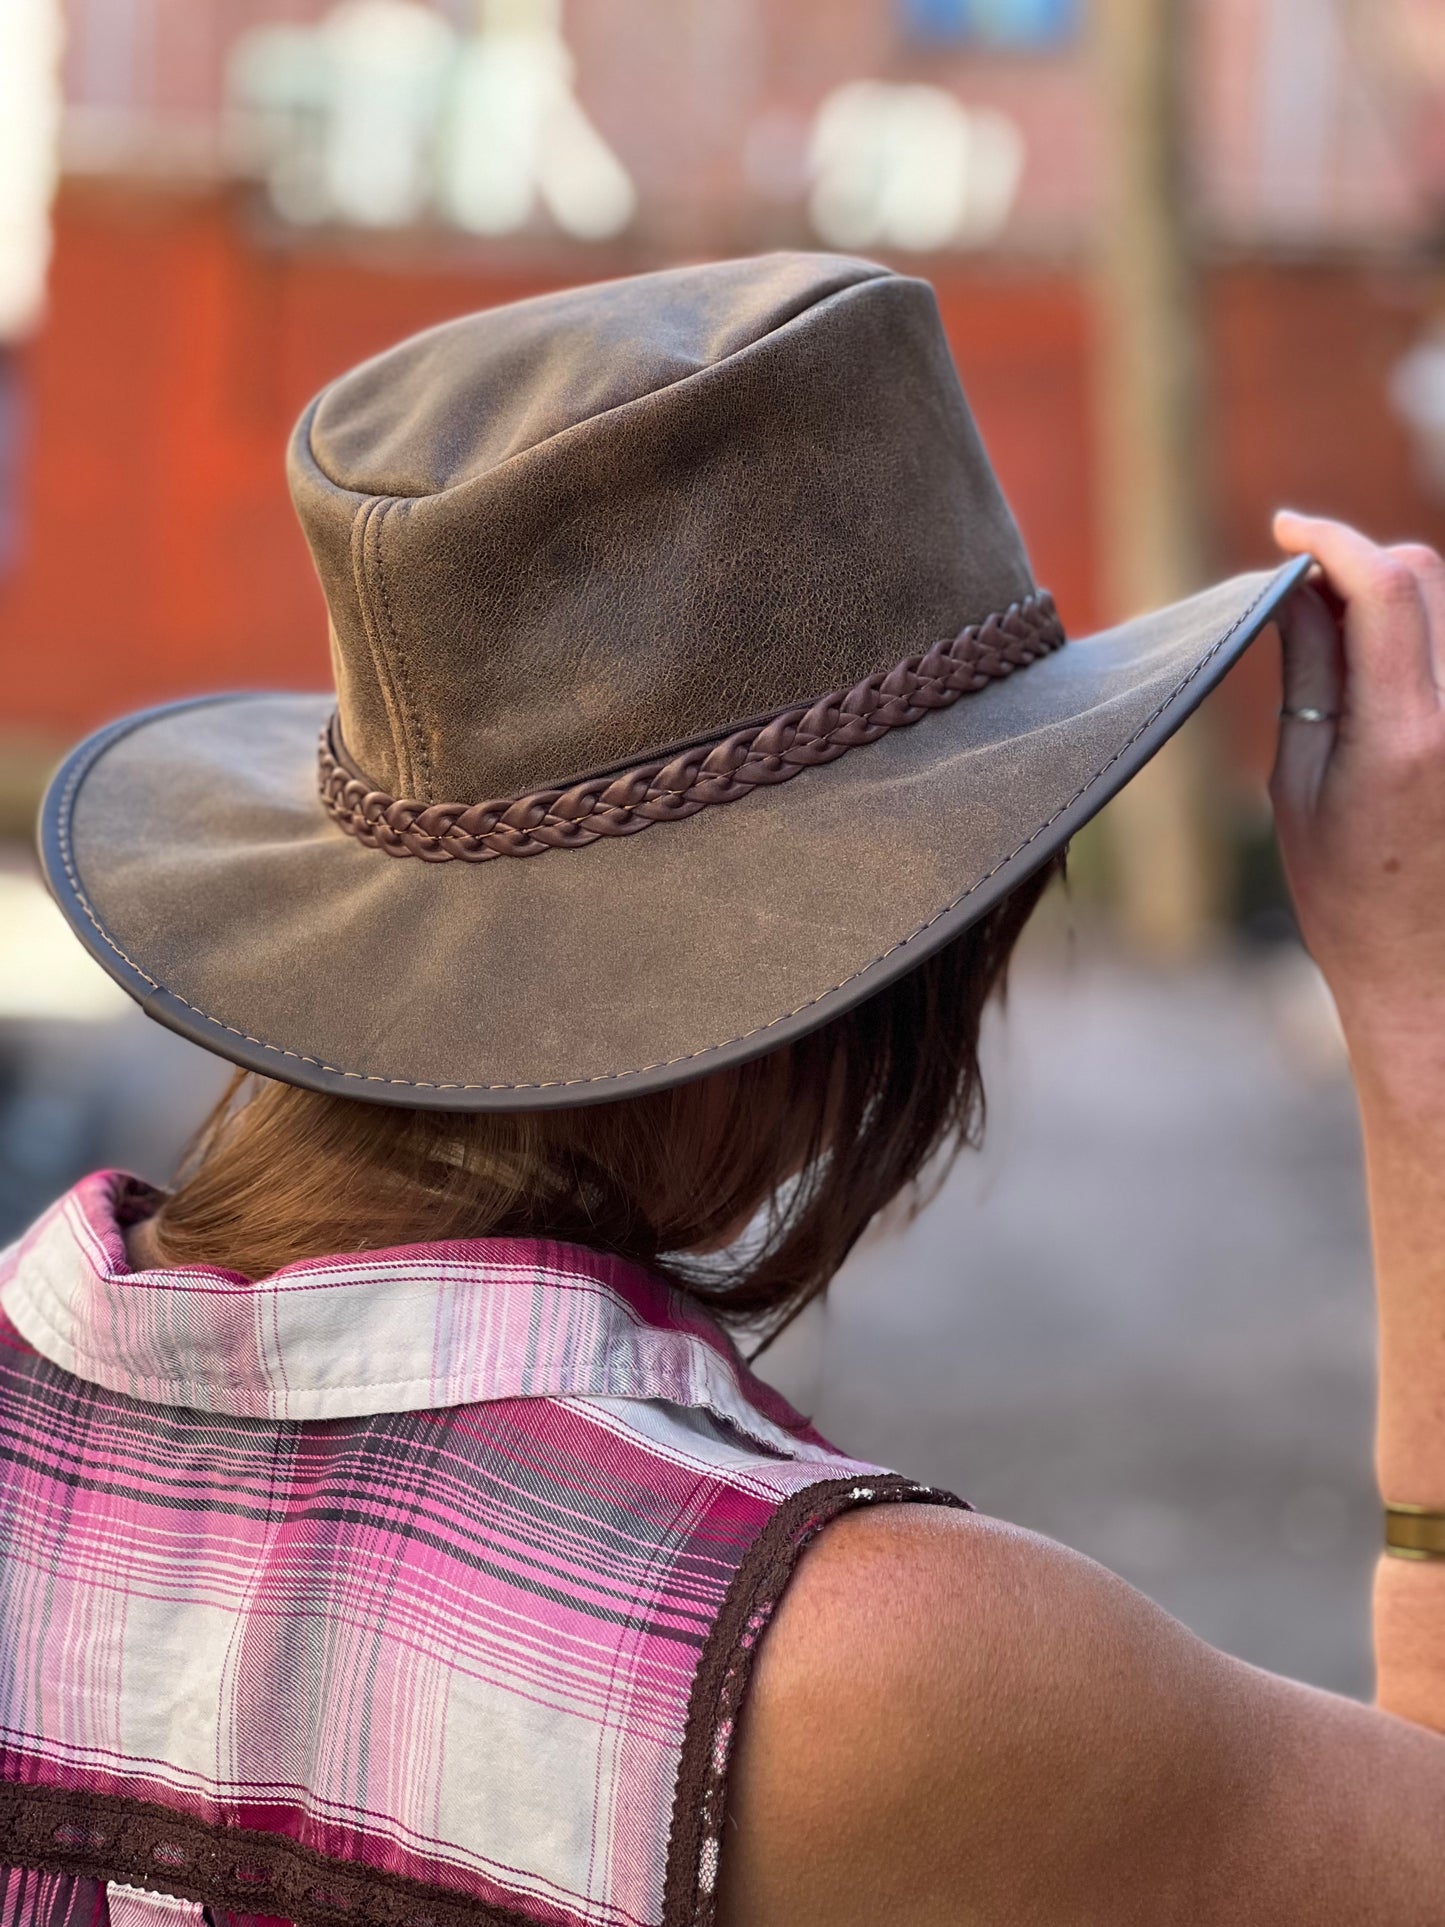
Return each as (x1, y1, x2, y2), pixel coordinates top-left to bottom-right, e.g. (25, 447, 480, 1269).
(292, 396, 417, 800)
(371, 499, 433, 799)
(346, 495, 419, 799)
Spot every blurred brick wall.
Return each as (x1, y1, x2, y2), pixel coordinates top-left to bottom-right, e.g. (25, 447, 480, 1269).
(1206, 257, 1445, 776)
(2, 183, 1442, 784)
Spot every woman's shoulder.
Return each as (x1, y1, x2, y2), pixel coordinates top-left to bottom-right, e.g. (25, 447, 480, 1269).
(713, 1502, 1445, 1927)
(714, 1502, 1206, 1925)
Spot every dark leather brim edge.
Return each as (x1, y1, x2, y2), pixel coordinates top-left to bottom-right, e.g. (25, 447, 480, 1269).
(38, 554, 1313, 1110)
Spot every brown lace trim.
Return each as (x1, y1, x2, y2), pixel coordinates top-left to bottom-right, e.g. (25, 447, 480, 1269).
(660, 1473, 972, 1927)
(317, 592, 1065, 864)
(0, 1782, 539, 1927)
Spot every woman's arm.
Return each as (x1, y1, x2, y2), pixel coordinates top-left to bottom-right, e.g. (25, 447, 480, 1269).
(715, 1506, 1445, 1926)
(1269, 512, 1445, 1732)
(716, 516, 1445, 1924)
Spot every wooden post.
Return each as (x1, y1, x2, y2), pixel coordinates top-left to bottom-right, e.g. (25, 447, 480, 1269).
(1089, 0, 1219, 959)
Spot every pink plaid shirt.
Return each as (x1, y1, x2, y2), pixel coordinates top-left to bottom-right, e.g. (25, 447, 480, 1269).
(0, 1172, 961, 1927)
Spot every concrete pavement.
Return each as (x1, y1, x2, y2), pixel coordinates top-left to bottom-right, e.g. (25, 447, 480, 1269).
(758, 942, 1377, 1697)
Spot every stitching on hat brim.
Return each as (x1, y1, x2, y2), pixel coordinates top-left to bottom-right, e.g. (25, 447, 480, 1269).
(50, 569, 1294, 1095)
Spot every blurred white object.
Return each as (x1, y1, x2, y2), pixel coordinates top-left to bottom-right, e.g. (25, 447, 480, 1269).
(443, 0, 634, 240)
(230, 0, 633, 241)
(322, 1, 456, 228)
(1390, 324, 1445, 498)
(233, 2, 455, 229)
(809, 82, 1024, 252)
(0, 0, 63, 338)
(228, 26, 336, 226)
(0, 872, 129, 1024)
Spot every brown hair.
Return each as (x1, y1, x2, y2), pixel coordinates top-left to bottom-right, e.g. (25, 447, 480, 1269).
(144, 856, 1063, 1346)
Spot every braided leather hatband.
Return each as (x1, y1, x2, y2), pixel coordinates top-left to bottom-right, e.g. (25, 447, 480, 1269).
(317, 590, 1065, 864)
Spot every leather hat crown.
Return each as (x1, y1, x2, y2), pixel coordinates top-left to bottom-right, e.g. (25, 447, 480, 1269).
(288, 253, 1058, 855)
(42, 252, 1308, 1105)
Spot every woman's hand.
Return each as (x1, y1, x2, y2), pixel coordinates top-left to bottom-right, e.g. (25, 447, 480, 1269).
(1270, 511, 1445, 1092)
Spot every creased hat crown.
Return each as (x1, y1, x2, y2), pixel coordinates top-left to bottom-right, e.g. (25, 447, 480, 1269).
(48, 250, 1307, 1108)
(286, 252, 1035, 805)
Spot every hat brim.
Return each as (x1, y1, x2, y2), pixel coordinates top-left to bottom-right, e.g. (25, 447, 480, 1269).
(40, 557, 1311, 1110)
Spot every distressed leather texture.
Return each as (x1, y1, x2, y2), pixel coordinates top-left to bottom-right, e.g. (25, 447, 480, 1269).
(43, 247, 1312, 1106)
(287, 253, 1036, 801)
(62, 569, 1300, 1096)
(314, 592, 1065, 861)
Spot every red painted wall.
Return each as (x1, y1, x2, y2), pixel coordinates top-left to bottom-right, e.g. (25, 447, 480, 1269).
(1205, 258, 1445, 775)
(0, 188, 567, 734)
(3, 184, 1442, 789)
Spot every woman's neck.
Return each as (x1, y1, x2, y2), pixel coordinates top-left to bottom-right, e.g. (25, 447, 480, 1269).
(124, 1215, 162, 1271)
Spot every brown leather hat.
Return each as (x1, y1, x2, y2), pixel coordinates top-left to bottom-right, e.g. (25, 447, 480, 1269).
(41, 253, 1308, 1109)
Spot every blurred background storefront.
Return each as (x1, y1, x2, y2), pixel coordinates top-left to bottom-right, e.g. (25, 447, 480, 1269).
(6, 0, 1445, 782)
(5, 0, 1445, 1699)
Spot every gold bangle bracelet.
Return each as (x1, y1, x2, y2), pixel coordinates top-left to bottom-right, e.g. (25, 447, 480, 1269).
(1385, 1504, 1445, 1560)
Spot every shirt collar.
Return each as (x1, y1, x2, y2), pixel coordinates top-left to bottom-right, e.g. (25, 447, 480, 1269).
(0, 1170, 819, 1451)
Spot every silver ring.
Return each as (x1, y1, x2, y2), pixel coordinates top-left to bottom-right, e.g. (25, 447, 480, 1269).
(1278, 705, 1339, 723)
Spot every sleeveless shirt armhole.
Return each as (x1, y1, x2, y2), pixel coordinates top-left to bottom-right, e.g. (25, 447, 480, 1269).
(661, 1474, 972, 1927)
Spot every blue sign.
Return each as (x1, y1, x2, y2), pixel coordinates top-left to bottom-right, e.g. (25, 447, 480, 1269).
(901, 0, 1078, 45)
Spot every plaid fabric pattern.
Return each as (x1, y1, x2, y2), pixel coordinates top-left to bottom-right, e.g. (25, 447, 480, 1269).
(0, 1175, 960, 1927)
